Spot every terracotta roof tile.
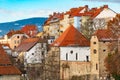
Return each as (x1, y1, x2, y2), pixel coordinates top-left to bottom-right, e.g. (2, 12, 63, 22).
(93, 29, 113, 41)
(15, 38, 45, 52)
(0, 44, 12, 65)
(7, 30, 23, 38)
(15, 38, 39, 52)
(66, 6, 88, 18)
(0, 66, 21, 75)
(0, 44, 21, 75)
(21, 25, 38, 37)
(51, 25, 90, 47)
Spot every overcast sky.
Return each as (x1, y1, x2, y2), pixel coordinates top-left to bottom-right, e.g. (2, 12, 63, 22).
(0, 0, 120, 23)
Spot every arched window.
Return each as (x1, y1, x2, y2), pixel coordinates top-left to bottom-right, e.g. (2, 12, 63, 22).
(96, 63, 98, 70)
(76, 53, 78, 60)
(66, 53, 68, 60)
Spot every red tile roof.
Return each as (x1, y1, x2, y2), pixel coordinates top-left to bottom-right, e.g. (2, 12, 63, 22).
(44, 12, 64, 25)
(93, 29, 113, 41)
(15, 38, 44, 52)
(51, 25, 90, 47)
(0, 44, 12, 65)
(84, 5, 109, 19)
(7, 30, 23, 38)
(0, 44, 21, 75)
(0, 66, 21, 75)
(21, 25, 38, 37)
(65, 5, 88, 18)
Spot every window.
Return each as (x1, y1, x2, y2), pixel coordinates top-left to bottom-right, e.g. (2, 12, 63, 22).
(70, 50, 73, 54)
(42, 51, 44, 56)
(103, 41, 106, 43)
(32, 53, 34, 55)
(51, 40, 53, 43)
(60, 31, 63, 33)
(76, 53, 78, 60)
(66, 53, 68, 60)
(96, 64, 98, 70)
(14, 40, 16, 44)
(93, 49, 97, 54)
(14, 46, 16, 48)
(17, 40, 19, 44)
(103, 49, 106, 52)
(93, 42, 96, 44)
(41, 44, 43, 48)
(86, 56, 89, 62)
(17, 36, 19, 38)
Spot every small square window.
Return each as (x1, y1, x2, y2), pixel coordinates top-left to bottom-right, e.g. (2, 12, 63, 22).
(32, 53, 34, 55)
(103, 49, 106, 52)
(103, 41, 106, 43)
(93, 42, 96, 44)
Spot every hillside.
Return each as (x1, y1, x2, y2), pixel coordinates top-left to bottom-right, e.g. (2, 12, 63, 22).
(0, 17, 47, 36)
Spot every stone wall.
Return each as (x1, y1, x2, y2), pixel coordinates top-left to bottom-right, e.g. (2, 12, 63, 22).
(60, 61, 91, 80)
(0, 75, 21, 80)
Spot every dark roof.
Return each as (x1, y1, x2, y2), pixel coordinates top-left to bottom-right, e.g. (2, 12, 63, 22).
(15, 38, 45, 52)
(93, 29, 113, 41)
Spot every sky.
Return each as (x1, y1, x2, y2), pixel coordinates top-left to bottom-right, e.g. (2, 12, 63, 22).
(0, 0, 120, 23)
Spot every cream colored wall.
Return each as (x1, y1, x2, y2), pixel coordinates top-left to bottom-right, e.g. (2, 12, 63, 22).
(90, 36, 99, 76)
(9, 34, 25, 49)
(99, 41, 110, 79)
(0, 75, 21, 80)
(0, 35, 10, 44)
(49, 21, 60, 39)
(60, 14, 74, 35)
(90, 35, 111, 79)
(43, 25, 50, 37)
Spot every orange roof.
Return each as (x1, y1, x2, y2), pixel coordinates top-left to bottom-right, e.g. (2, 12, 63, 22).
(7, 30, 23, 38)
(0, 44, 12, 65)
(51, 25, 90, 47)
(0, 44, 21, 75)
(0, 66, 21, 75)
(66, 5, 88, 18)
(93, 29, 113, 41)
(21, 24, 38, 37)
(85, 5, 109, 19)
(44, 12, 64, 25)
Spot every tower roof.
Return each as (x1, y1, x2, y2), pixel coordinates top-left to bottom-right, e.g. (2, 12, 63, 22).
(51, 25, 90, 47)
(93, 29, 113, 41)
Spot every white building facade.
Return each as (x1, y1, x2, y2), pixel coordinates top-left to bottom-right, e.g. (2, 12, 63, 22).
(60, 47, 90, 61)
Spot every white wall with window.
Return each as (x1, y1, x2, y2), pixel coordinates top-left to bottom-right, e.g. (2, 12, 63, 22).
(24, 43, 47, 64)
(60, 47, 90, 61)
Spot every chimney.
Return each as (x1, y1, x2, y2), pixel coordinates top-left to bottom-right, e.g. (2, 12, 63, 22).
(85, 5, 88, 12)
(85, 5, 88, 8)
(103, 5, 108, 8)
